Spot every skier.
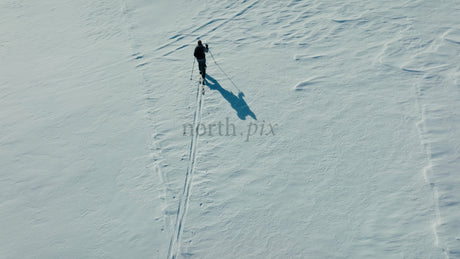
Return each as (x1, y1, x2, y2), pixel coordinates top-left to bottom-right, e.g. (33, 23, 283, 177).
(194, 40, 209, 84)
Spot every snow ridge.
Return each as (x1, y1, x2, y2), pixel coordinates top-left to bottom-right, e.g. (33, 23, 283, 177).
(414, 82, 447, 257)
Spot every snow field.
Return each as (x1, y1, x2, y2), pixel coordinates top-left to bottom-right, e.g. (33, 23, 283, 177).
(1, 0, 459, 258)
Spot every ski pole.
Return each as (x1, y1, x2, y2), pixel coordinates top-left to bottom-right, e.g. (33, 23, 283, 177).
(209, 50, 241, 93)
(190, 58, 195, 80)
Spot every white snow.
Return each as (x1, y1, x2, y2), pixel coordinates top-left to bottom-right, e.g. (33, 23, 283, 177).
(1, 0, 459, 258)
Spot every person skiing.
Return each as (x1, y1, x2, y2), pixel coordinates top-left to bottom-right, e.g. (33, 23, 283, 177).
(194, 40, 209, 84)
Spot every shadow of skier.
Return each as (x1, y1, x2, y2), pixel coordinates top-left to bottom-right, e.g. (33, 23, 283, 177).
(205, 75, 257, 120)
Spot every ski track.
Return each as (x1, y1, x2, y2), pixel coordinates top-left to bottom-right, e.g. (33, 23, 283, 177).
(167, 81, 204, 259)
(161, 1, 260, 257)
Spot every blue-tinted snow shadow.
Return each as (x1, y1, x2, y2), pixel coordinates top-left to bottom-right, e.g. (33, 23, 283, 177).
(206, 75, 257, 120)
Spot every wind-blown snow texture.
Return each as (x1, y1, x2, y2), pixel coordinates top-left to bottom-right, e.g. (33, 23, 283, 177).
(1, 0, 459, 258)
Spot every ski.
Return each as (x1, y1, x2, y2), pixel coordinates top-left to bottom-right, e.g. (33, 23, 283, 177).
(198, 77, 205, 95)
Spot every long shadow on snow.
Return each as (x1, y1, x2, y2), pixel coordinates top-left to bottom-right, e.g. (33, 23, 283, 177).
(205, 75, 256, 120)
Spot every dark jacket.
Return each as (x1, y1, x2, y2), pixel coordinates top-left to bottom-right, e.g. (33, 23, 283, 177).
(194, 44, 208, 60)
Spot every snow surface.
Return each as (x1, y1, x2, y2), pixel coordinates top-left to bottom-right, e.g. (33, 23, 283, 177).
(1, 0, 459, 258)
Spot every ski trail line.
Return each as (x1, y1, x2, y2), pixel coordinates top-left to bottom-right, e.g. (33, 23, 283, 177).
(167, 81, 204, 259)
